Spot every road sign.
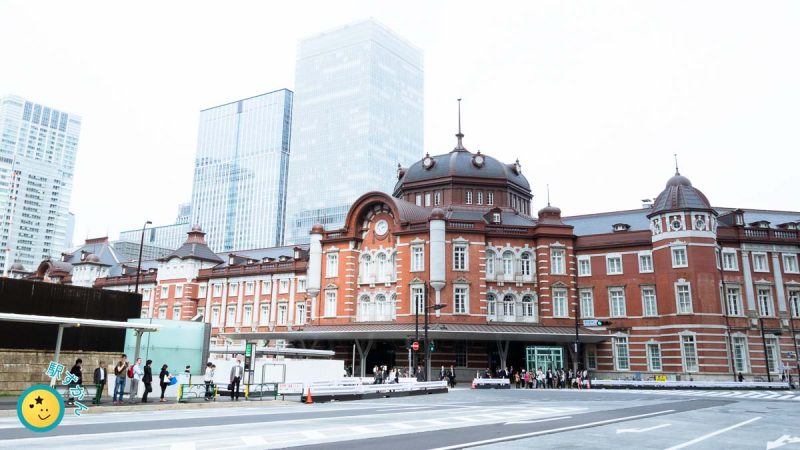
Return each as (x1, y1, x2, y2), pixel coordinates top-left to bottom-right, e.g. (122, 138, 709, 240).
(411, 341, 419, 351)
(277, 383, 304, 395)
(787, 352, 796, 358)
(655, 375, 667, 382)
(583, 319, 611, 327)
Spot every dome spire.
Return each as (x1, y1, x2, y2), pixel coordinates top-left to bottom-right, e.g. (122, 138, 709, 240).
(546, 183, 551, 207)
(674, 153, 680, 176)
(454, 98, 466, 151)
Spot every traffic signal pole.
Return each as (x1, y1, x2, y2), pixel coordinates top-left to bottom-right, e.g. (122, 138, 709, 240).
(424, 282, 430, 381)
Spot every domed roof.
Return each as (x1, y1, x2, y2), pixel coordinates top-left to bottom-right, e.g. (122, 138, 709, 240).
(649, 171, 713, 216)
(10, 263, 24, 271)
(395, 149, 530, 194)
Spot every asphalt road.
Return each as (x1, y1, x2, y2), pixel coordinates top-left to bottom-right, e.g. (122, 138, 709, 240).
(1, 388, 798, 449)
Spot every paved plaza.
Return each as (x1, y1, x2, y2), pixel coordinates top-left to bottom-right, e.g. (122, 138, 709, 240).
(0, 388, 798, 449)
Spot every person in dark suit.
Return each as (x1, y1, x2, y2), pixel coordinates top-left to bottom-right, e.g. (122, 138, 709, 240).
(141, 360, 153, 403)
(93, 361, 107, 400)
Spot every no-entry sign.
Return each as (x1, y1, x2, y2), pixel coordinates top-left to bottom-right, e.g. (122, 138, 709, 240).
(411, 341, 419, 351)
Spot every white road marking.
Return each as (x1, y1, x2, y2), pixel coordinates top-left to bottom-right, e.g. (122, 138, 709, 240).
(430, 410, 677, 450)
(241, 436, 266, 446)
(169, 443, 196, 450)
(664, 416, 762, 450)
(766, 434, 800, 450)
(616, 423, 672, 433)
(504, 416, 572, 426)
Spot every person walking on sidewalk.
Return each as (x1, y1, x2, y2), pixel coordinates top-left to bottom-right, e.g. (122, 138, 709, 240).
(229, 359, 243, 401)
(204, 362, 215, 401)
(112, 355, 128, 404)
(159, 364, 170, 402)
(141, 360, 153, 403)
(129, 358, 143, 403)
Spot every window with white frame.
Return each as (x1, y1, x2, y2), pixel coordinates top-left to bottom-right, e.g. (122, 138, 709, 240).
(142, 288, 152, 301)
(434, 191, 441, 206)
(279, 279, 289, 293)
(226, 305, 236, 326)
(521, 295, 535, 319)
(675, 283, 692, 314)
(609, 288, 626, 317)
(586, 347, 597, 370)
(502, 251, 514, 280)
(326, 253, 338, 277)
(259, 304, 270, 325)
(298, 278, 307, 292)
(212, 284, 222, 296)
(520, 252, 532, 278)
(376, 253, 387, 282)
(175, 284, 183, 298)
(790, 290, 800, 318)
(715, 248, 721, 269)
(261, 280, 271, 294)
(606, 255, 623, 275)
(465, 191, 472, 204)
(492, 212, 501, 223)
(642, 287, 658, 317)
(390, 253, 397, 280)
(161, 286, 169, 298)
(411, 245, 424, 272)
(424, 193, 431, 207)
(638, 252, 653, 273)
(487, 192, 494, 205)
(245, 281, 254, 295)
(477, 191, 483, 205)
(229, 283, 238, 296)
(172, 306, 181, 320)
(196, 307, 204, 320)
(550, 248, 565, 275)
(752, 252, 769, 272)
(783, 254, 799, 273)
(198, 285, 207, 298)
(765, 336, 779, 373)
(614, 336, 630, 370)
(671, 246, 688, 268)
(411, 286, 425, 314)
(487, 293, 497, 317)
(726, 286, 743, 316)
(141, 308, 148, 318)
(243, 304, 252, 326)
(359, 254, 372, 283)
(757, 287, 773, 316)
(732, 336, 748, 373)
(277, 303, 287, 325)
(324, 291, 337, 317)
(722, 250, 738, 271)
(552, 289, 568, 318)
(503, 294, 516, 318)
(454, 286, 468, 314)
(211, 306, 220, 326)
(579, 289, 594, 318)
(578, 256, 591, 276)
(296, 302, 306, 325)
(453, 244, 468, 271)
(158, 307, 167, 319)
(485, 250, 496, 278)
(681, 334, 699, 372)
(647, 343, 662, 372)
(415, 194, 422, 206)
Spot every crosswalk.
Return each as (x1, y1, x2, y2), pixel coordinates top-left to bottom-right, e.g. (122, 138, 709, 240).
(606, 389, 800, 401)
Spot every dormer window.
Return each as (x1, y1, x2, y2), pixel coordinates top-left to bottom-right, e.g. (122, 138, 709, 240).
(750, 221, 770, 229)
(735, 214, 744, 226)
(229, 255, 236, 265)
(465, 191, 473, 205)
(492, 213, 501, 224)
(613, 223, 631, 232)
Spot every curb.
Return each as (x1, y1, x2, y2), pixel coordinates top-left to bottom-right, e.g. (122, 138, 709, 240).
(0, 399, 294, 417)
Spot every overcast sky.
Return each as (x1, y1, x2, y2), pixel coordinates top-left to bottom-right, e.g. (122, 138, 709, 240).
(1, 1, 799, 243)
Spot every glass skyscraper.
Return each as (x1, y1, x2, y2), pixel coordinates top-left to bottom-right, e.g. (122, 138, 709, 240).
(0, 95, 82, 273)
(190, 89, 293, 252)
(285, 19, 424, 244)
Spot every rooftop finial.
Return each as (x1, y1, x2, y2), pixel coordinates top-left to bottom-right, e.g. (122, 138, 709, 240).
(455, 98, 465, 150)
(547, 184, 551, 207)
(674, 153, 680, 176)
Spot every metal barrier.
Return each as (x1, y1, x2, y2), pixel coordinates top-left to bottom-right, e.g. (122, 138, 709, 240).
(471, 378, 511, 389)
(54, 384, 104, 404)
(589, 379, 792, 390)
(302, 380, 448, 403)
(178, 383, 217, 402)
(246, 383, 278, 400)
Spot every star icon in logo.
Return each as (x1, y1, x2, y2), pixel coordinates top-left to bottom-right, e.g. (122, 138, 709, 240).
(35, 396, 43, 405)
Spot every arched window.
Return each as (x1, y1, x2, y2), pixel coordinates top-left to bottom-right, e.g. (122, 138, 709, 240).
(503, 294, 516, 318)
(520, 252, 532, 278)
(487, 293, 497, 317)
(375, 294, 387, 320)
(486, 250, 496, 278)
(377, 253, 387, 282)
(358, 294, 371, 321)
(522, 295, 535, 320)
(390, 293, 397, 319)
(360, 254, 372, 283)
(390, 252, 397, 281)
(503, 251, 515, 281)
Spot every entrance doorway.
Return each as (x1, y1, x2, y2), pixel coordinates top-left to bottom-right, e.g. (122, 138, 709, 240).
(526, 346, 564, 372)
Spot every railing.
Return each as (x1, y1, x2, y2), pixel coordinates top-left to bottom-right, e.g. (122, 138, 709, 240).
(486, 226, 529, 234)
(356, 301, 397, 322)
(202, 261, 306, 277)
(744, 228, 769, 238)
(774, 230, 798, 239)
(449, 222, 475, 229)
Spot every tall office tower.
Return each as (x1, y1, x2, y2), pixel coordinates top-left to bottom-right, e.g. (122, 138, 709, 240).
(175, 202, 191, 225)
(285, 19, 424, 244)
(0, 95, 82, 274)
(190, 89, 293, 252)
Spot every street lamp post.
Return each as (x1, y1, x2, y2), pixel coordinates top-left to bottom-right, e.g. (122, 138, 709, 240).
(759, 317, 772, 383)
(133, 221, 152, 295)
(423, 282, 446, 382)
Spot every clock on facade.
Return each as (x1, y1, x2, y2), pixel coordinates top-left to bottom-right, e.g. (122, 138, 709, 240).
(375, 219, 389, 236)
(671, 219, 682, 231)
(695, 219, 705, 230)
(422, 156, 434, 169)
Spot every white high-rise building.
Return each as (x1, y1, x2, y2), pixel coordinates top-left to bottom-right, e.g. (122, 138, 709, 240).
(190, 89, 293, 252)
(0, 95, 82, 273)
(285, 19, 424, 244)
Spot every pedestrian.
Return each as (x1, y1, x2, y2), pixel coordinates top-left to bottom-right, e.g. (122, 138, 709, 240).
(112, 354, 128, 404)
(159, 364, 170, 402)
(93, 361, 107, 402)
(185, 365, 192, 384)
(229, 359, 243, 401)
(142, 360, 153, 403)
(582, 369, 589, 388)
(449, 365, 456, 388)
(130, 357, 143, 403)
(738, 372, 744, 382)
(67, 358, 82, 404)
(514, 371, 521, 389)
(204, 362, 215, 401)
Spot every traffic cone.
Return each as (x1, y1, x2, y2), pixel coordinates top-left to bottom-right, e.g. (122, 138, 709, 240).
(305, 387, 313, 404)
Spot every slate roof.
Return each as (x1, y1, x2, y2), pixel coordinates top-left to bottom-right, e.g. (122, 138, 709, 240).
(563, 209, 652, 236)
(165, 241, 224, 263)
(650, 173, 712, 215)
(215, 245, 309, 268)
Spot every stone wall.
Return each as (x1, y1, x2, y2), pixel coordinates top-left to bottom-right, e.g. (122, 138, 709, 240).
(0, 350, 120, 393)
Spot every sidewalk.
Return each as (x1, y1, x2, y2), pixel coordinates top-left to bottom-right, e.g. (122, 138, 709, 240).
(0, 395, 293, 417)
